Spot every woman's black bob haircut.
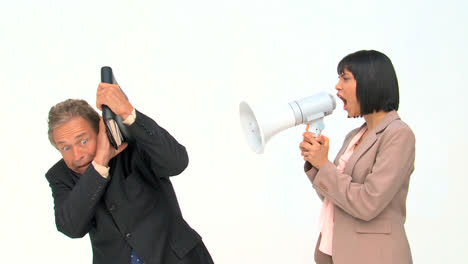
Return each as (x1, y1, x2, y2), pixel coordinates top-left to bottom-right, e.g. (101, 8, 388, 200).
(337, 50, 399, 115)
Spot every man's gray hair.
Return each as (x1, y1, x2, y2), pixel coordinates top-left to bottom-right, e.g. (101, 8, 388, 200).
(48, 99, 100, 147)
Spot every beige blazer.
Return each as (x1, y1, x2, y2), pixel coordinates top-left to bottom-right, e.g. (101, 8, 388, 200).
(305, 111, 415, 264)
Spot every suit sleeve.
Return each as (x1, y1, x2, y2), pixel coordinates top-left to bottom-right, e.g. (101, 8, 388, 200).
(304, 162, 324, 201)
(46, 163, 109, 238)
(126, 109, 189, 178)
(304, 128, 357, 201)
(312, 126, 415, 221)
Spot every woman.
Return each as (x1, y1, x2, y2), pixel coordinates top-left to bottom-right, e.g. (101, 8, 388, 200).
(300, 50, 415, 264)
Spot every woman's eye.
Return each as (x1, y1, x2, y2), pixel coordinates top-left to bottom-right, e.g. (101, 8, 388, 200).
(63, 146, 70, 151)
(81, 139, 87, 144)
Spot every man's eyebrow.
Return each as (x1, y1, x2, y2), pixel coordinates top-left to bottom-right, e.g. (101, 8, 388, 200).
(75, 133, 88, 139)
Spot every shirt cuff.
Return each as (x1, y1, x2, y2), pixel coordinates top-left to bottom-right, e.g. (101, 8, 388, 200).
(123, 108, 136, 125)
(92, 160, 110, 178)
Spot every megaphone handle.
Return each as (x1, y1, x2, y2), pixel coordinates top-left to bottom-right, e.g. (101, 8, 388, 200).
(306, 118, 325, 137)
(306, 123, 321, 136)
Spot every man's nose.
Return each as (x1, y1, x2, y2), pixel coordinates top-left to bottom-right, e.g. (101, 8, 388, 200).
(72, 146, 85, 161)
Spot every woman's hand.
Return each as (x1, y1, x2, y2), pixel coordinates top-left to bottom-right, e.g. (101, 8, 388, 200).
(300, 132, 330, 169)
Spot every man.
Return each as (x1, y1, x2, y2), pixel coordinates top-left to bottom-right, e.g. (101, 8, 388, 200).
(46, 82, 213, 264)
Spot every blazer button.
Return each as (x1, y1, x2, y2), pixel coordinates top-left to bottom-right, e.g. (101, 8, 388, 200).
(125, 233, 132, 239)
(109, 205, 116, 212)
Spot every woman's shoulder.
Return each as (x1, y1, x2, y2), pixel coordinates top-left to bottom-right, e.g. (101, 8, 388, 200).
(382, 115, 416, 144)
(387, 115, 414, 135)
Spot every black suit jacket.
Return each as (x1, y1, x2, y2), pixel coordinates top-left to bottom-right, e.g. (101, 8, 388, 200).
(46, 110, 202, 264)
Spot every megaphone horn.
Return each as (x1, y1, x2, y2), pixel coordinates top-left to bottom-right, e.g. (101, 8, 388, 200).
(239, 92, 336, 154)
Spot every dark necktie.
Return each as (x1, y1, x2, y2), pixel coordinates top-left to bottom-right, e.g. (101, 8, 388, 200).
(130, 248, 144, 264)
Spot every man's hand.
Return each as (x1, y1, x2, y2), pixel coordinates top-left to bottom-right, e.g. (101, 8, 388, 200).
(93, 118, 128, 168)
(96, 82, 134, 119)
(300, 132, 329, 169)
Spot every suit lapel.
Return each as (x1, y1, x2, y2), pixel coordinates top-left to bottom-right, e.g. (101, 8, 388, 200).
(342, 111, 400, 176)
(343, 129, 377, 176)
(333, 126, 363, 166)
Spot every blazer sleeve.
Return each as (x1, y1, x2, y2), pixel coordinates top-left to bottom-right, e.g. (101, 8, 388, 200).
(46, 162, 109, 238)
(125, 109, 189, 178)
(311, 125, 415, 221)
(304, 128, 358, 201)
(304, 162, 324, 201)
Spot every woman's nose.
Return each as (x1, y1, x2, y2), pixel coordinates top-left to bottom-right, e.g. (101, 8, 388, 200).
(335, 80, 341, 90)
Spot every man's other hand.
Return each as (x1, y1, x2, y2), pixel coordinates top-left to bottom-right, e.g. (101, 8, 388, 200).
(93, 118, 128, 168)
(96, 83, 134, 119)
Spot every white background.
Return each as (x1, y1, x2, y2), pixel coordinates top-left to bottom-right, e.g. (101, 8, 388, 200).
(1, 0, 467, 263)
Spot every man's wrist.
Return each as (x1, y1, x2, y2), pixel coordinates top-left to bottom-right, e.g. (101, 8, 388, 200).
(119, 102, 134, 120)
(122, 108, 136, 125)
(92, 160, 110, 178)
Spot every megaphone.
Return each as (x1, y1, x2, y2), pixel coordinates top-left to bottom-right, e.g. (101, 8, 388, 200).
(239, 92, 336, 153)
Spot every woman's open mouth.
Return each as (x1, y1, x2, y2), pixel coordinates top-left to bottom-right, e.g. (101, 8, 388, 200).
(337, 93, 347, 109)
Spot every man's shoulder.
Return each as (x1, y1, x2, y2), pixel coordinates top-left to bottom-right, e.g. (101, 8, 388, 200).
(45, 159, 69, 182)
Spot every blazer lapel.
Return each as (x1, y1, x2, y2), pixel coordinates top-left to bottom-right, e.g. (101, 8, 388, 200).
(343, 111, 400, 177)
(333, 126, 364, 166)
(344, 129, 377, 176)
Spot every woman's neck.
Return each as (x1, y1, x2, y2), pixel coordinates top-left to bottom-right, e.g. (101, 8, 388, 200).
(363, 111, 389, 131)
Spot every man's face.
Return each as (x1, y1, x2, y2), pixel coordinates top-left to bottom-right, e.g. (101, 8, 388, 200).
(53, 116, 98, 174)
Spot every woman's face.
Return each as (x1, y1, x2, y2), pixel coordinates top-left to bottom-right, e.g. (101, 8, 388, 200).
(336, 69, 361, 117)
